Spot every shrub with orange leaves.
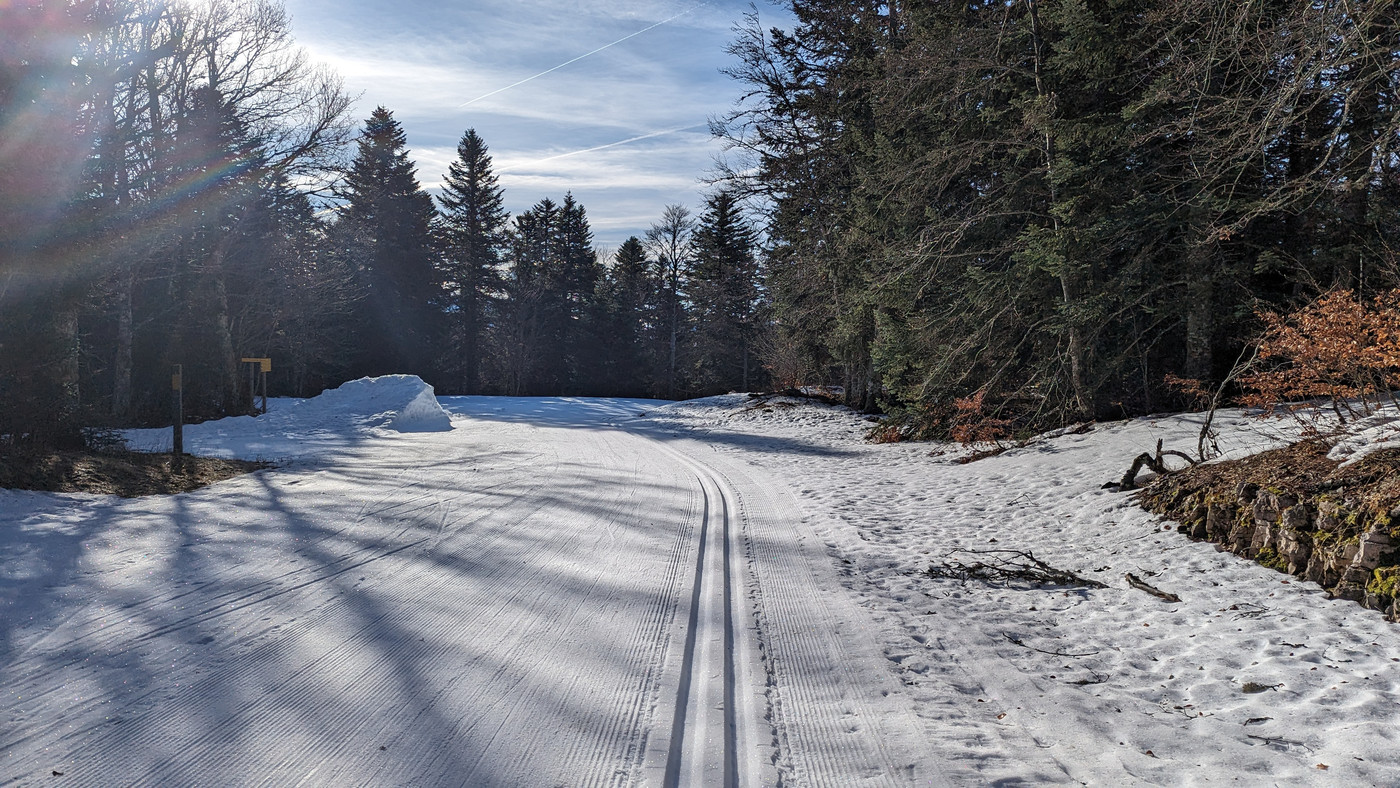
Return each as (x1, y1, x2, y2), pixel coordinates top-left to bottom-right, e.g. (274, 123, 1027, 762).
(1239, 289, 1400, 421)
(949, 390, 1014, 445)
(1164, 373, 1212, 410)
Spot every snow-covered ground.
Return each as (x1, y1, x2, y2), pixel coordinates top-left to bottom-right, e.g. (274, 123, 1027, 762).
(2, 380, 1398, 786)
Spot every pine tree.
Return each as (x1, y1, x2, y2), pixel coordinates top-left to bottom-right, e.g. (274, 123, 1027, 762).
(334, 106, 440, 379)
(157, 84, 268, 418)
(492, 194, 601, 395)
(596, 237, 660, 395)
(552, 193, 601, 392)
(437, 128, 507, 394)
(687, 190, 763, 394)
(496, 198, 558, 395)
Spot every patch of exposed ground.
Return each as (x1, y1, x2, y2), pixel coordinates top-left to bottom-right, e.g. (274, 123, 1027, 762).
(0, 449, 268, 497)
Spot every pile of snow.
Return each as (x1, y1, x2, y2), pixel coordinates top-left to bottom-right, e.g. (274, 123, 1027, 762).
(311, 375, 453, 433)
(124, 375, 451, 460)
(1327, 411, 1400, 466)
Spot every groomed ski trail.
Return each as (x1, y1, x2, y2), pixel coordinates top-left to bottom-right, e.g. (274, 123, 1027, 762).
(1, 397, 948, 787)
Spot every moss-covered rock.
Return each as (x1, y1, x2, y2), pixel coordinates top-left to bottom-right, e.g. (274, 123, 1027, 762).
(1137, 442, 1400, 623)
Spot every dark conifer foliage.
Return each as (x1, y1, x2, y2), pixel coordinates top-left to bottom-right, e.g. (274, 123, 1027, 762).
(334, 107, 441, 381)
(595, 237, 662, 396)
(493, 195, 601, 395)
(437, 128, 508, 394)
(686, 191, 764, 395)
(719, 0, 1400, 431)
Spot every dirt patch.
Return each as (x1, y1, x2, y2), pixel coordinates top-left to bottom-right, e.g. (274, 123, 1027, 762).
(0, 449, 269, 497)
(1139, 439, 1400, 519)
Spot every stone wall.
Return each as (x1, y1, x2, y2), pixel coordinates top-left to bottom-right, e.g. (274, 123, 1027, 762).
(1163, 483, 1399, 621)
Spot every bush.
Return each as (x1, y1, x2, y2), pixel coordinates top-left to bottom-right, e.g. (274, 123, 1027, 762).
(1239, 289, 1400, 421)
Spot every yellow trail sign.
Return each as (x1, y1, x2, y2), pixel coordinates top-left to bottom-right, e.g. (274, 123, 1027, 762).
(241, 357, 272, 372)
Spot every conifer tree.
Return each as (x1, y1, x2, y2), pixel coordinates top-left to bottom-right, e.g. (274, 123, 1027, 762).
(437, 128, 507, 394)
(334, 106, 440, 379)
(153, 84, 268, 418)
(552, 194, 601, 392)
(496, 198, 557, 395)
(596, 237, 660, 395)
(687, 190, 763, 394)
(493, 194, 601, 394)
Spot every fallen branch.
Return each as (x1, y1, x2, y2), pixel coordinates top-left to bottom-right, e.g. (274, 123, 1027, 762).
(1246, 733, 1314, 753)
(1003, 633, 1099, 658)
(1119, 439, 1198, 490)
(1125, 572, 1182, 603)
(926, 549, 1109, 589)
(747, 387, 844, 407)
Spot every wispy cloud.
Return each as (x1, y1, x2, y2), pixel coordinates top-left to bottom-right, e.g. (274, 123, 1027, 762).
(458, 2, 711, 108)
(283, 0, 792, 243)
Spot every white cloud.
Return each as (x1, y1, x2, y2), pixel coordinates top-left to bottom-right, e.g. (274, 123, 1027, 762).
(282, 0, 791, 243)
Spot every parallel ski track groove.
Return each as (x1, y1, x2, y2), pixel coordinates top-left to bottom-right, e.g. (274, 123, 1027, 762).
(653, 441, 752, 788)
(699, 449, 912, 786)
(551, 438, 699, 787)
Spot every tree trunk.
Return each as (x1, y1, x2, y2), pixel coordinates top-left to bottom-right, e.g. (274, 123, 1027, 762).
(111, 267, 134, 417)
(1027, 0, 1092, 419)
(1184, 224, 1216, 380)
(55, 306, 81, 418)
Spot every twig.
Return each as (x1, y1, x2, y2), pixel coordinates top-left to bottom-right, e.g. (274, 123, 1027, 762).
(1198, 343, 1260, 461)
(1246, 734, 1314, 753)
(1125, 572, 1182, 603)
(1066, 673, 1108, 685)
(1003, 633, 1099, 658)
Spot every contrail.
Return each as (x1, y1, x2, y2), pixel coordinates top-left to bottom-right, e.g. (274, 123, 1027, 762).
(459, 2, 709, 108)
(497, 125, 705, 172)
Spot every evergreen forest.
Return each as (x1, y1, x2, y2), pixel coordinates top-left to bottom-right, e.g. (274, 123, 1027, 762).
(4, 0, 1400, 448)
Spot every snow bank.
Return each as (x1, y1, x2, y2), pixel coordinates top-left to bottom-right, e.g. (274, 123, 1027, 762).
(1327, 411, 1400, 466)
(123, 374, 451, 460)
(305, 375, 452, 433)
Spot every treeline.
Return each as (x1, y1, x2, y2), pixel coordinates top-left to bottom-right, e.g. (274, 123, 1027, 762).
(350, 111, 765, 402)
(0, 0, 764, 448)
(718, 1, 1400, 430)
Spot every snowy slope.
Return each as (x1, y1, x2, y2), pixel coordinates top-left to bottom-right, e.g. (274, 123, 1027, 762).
(644, 395, 1400, 785)
(1, 386, 1397, 786)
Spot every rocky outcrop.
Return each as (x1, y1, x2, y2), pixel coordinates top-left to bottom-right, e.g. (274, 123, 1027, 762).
(1139, 444, 1400, 622)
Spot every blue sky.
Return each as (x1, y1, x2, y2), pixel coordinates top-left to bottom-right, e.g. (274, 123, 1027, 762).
(281, 0, 793, 250)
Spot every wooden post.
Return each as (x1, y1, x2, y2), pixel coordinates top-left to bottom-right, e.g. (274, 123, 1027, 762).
(241, 357, 272, 415)
(172, 363, 184, 473)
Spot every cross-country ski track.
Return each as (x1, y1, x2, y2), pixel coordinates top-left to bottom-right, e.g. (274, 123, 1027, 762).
(1, 394, 940, 786)
(6, 386, 1400, 786)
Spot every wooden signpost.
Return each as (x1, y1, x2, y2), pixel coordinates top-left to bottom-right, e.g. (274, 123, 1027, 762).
(241, 357, 272, 414)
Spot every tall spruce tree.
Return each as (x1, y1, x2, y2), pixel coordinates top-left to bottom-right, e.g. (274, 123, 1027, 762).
(596, 237, 660, 396)
(437, 128, 507, 394)
(493, 194, 600, 395)
(496, 197, 557, 395)
(552, 193, 601, 392)
(335, 106, 440, 379)
(687, 190, 763, 394)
